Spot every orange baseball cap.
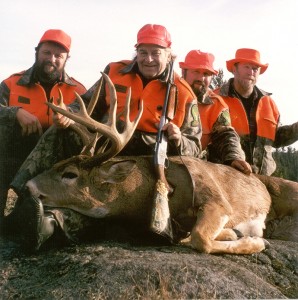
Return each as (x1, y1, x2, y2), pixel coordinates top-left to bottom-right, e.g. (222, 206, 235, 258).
(135, 24, 171, 48)
(39, 29, 71, 52)
(179, 50, 218, 75)
(226, 48, 268, 74)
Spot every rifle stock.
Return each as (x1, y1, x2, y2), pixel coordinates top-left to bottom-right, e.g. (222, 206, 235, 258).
(150, 59, 176, 240)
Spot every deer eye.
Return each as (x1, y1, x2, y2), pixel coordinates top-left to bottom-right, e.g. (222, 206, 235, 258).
(62, 172, 78, 179)
(61, 165, 79, 181)
(62, 170, 78, 185)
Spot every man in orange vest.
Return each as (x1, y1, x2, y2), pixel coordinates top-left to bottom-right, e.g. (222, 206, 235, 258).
(81, 24, 202, 157)
(179, 50, 251, 175)
(0, 29, 86, 226)
(7, 24, 202, 251)
(214, 48, 298, 175)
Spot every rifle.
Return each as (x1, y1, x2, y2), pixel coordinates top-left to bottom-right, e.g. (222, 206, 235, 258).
(150, 59, 177, 241)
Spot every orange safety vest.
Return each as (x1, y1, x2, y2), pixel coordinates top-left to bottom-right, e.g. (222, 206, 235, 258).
(224, 95, 279, 141)
(105, 61, 196, 133)
(199, 91, 229, 150)
(5, 73, 86, 129)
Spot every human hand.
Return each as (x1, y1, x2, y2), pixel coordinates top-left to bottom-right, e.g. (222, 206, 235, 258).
(231, 160, 252, 175)
(52, 103, 74, 129)
(16, 108, 43, 136)
(162, 122, 181, 147)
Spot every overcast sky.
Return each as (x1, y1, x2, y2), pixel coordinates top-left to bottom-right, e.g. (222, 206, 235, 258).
(1, 0, 297, 148)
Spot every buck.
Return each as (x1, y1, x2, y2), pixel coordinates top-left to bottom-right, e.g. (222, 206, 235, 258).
(25, 73, 298, 255)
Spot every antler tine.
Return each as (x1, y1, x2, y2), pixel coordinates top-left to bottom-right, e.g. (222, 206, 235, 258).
(122, 86, 144, 144)
(57, 88, 63, 106)
(86, 76, 103, 116)
(102, 72, 118, 129)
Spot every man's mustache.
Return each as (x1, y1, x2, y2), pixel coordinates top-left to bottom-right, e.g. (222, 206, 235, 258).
(193, 80, 206, 88)
(44, 62, 56, 68)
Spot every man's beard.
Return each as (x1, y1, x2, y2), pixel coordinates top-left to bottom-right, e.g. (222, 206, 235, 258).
(238, 78, 255, 91)
(35, 61, 64, 83)
(234, 68, 256, 92)
(191, 81, 207, 102)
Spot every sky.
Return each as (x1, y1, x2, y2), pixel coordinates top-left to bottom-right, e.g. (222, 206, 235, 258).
(1, 0, 297, 148)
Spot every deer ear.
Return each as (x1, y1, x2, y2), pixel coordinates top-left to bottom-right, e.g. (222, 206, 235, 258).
(99, 160, 137, 183)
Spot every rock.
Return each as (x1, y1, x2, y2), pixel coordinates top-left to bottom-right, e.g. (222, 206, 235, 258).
(0, 236, 297, 299)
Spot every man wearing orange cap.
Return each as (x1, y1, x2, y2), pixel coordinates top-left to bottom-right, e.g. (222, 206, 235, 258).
(215, 48, 298, 175)
(5, 24, 202, 251)
(80, 24, 202, 157)
(180, 50, 251, 174)
(0, 29, 86, 226)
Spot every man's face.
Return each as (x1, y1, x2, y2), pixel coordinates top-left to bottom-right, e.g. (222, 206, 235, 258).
(233, 62, 260, 91)
(35, 42, 68, 82)
(184, 69, 212, 102)
(136, 44, 170, 79)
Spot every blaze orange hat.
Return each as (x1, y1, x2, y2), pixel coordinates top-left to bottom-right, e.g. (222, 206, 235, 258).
(135, 24, 171, 48)
(179, 50, 218, 75)
(38, 29, 71, 52)
(226, 48, 268, 74)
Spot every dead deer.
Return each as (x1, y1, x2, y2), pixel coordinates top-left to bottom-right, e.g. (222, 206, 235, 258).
(26, 73, 298, 254)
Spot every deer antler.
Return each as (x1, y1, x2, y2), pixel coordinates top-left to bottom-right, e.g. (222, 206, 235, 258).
(47, 72, 143, 167)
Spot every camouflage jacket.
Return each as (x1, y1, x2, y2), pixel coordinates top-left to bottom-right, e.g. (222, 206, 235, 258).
(216, 79, 298, 175)
(200, 90, 245, 165)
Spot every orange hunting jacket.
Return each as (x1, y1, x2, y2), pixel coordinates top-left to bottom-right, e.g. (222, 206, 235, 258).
(105, 60, 196, 133)
(223, 95, 279, 141)
(1, 67, 86, 129)
(215, 80, 280, 175)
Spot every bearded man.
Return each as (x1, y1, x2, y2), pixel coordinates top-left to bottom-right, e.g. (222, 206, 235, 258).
(0, 29, 86, 224)
(215, 48, 298, 175)
(180, 50, 251, 174)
